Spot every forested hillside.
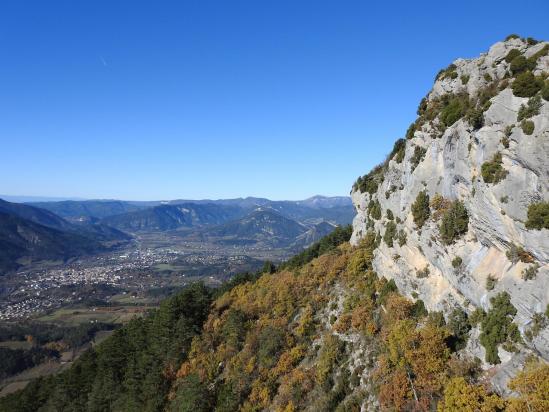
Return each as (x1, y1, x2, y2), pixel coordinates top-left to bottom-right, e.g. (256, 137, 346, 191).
(2, 227, 547, 411)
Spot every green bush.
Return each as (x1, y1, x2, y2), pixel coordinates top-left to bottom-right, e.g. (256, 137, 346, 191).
(517, 95, 542, 121)
(391, 138, 406, 163)
(469, 308, 486, 326)
(451, 256, 462, 268)
(479, 292, 519, 364)
(406, 122, 416, 139)
(411, 191, 430, 228)
(383, 221, 397, 247)
(439, 94, 469, 126)
(397, 229, 407, 247)
(504, 48, 521, 63)
(486, 275, 497, 291)
(481, 152, 508, 184)
(353, 164, 385, 194)
(525, 201, 549, 230)
(367, 199, 382, 220)
(410, 145, 427, 172)
(448, 308, 471, 351)
(511, 71, 543, 97)
(386, 209, 394, 220)
(509, 55, 535, 74)
(504, 34, 520, 41)
(465, 107, 484, 129)
(439, 201, 469, 244)
(521, 119, 535, 135)
(436, 63, 458, 81)
(416, 266, 430, 278)
(460, 74, 470, 85)
(542, 82, 549, 101)
(522, 264, 540, 280)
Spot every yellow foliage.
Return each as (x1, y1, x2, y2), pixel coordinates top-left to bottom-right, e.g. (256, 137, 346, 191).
(437, 377, 505, 412)
(507, 361, 549, 412)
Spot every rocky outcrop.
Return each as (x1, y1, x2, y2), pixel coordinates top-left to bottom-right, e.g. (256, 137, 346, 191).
(351, 36, 549, 392)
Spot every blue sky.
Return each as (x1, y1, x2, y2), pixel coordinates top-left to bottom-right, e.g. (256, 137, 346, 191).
(1, 1, 548, 201)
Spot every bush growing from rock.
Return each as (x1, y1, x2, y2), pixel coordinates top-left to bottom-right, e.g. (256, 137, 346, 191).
(412, 191, 430, 228)
(479, 292, 519, 364)
(485, 275, 497, 291)
(410, 146, 427, 172)
(525, 201, 549, 230)
(367, 199, 382, 220)
(521, 119, 535, 135)
(397, 230, 407, 247)
(511, 71, 543, 97)
(439, 94, 468, 126)
(542, 82, 549, 101)
(481, 152, 508, 184)
(440, 201, 469, 244)
(390, 139, 406, 163)
(451, 256, 462, 268)
(416, 266, 430, 278)
(448, 308, 471, 350)
(522, 264, 540, 281)
(383, 221, 397, 247)
(504, 48, 521, 63)
(509, 55, 535, 74)
(517, 95, 542, 121)
(436, 63, 458, 81)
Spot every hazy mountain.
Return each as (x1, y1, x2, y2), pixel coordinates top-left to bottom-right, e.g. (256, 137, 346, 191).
(291, 220, 337, 250)
(0, 212, 105, 273)
(183, 208, 309, 247)
(296, 195, 353, 208)
(0, 198, 73, 231)
(28, 200, 146, 220)
(101, 203, 246, 232)
(26, 196, 353, 224)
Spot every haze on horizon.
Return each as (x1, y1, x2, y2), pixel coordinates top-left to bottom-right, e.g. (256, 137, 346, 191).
(1, 1, 548, 201)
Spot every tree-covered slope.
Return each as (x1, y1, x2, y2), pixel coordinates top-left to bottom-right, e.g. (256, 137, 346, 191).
(0, 283, 212, 412)
(2, 228, 547, 411)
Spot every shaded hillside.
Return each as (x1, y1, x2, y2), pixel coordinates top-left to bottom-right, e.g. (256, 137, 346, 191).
(102, 203, 245, 232)
(29, 200, 145, 220)
(0, 199, 73, 231)
(0, 199, 130, 245)
(0, 212, 105, 273)
(181, 209, 309, 247)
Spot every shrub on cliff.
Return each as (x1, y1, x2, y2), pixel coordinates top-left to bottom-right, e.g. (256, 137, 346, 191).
(521, 119, 535, 135)
(517, 95, 542, 121)
(511, 71, 543, 97)
(479, 292, 520, 364)
(390, 139, 406, 163)
(525, 201, 549, 230)
(481, 152, 508, 184)
(412, 191, 430, 228)
(439, 201, 469, 244)
(410, 145, 427, 172)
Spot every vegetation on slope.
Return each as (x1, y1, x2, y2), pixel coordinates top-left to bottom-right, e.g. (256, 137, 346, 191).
(1, 230, 548, 411)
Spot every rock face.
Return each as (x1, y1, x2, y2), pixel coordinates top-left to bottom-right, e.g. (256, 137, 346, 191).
(351, 37, 549, 391)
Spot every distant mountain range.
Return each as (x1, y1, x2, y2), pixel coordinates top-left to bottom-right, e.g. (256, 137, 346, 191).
(0, 199, 131, 274)
(0, 195, 353, 274)
(27, 195, 352, 221)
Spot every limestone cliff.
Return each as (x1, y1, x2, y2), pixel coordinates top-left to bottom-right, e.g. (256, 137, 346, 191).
(351, 36, 549, 391)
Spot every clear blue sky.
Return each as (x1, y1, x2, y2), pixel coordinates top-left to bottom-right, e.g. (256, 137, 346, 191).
(1, 1, 548, 200)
